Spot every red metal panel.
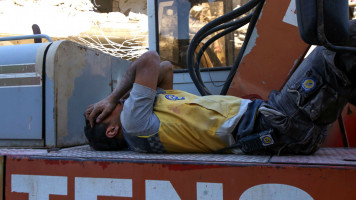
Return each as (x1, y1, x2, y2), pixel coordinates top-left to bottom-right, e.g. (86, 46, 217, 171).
(322, 104, 356, 148)
(342, 104, 356, 147)
(5, 155, 356, 200)
(227, 0, 309, 100)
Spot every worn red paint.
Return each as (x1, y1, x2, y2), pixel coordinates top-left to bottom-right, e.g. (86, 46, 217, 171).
(97, 161, 110, 170)
(44, 160, 71, 166)
(228, 0, 309, 99)
(5, 155, 356, 200)
(163, 163, 226, 171)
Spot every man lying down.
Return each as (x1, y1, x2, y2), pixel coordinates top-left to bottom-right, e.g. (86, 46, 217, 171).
(84, 23, 356, 155)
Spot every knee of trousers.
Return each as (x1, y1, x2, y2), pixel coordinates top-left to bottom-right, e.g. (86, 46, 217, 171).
(258, 62, 352, 154)
(281, 56, 352, 125)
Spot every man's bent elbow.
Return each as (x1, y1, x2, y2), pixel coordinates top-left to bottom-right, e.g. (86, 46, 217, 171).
(140, 50, 160, 65)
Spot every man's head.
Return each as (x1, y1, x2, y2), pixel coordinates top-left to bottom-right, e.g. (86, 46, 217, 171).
(84, 103, 127, 151)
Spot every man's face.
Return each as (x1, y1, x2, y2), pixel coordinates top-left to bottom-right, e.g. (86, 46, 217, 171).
(101, 102, 124, 139)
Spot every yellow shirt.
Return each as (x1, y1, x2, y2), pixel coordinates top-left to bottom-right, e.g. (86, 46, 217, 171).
(154, 90, 245, 153)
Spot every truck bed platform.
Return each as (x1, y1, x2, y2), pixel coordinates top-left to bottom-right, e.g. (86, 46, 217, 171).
(1, 146, 356, 199)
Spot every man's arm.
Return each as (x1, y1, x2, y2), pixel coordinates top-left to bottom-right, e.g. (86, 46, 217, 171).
(86, 50, 173, 127)
(157, 61, 173, 90)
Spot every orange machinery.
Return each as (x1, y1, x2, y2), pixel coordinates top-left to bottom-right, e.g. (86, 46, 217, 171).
(226, 0, 356, 148)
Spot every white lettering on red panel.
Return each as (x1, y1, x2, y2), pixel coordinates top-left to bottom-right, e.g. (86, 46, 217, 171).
(11, 175, 67, 200)
(197, 182, 223, 200)
(11, 175, 314, 200)
(145, 181, 224, 200)
(75, 177, 132, 200)
(146, 180, 181, 200)
(240, 184, 313, 200)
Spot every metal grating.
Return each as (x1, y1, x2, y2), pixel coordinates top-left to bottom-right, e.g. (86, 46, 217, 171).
(270, 148, 356, 166)
(3, 146, 356, 166)
(0, 145, 270, 164)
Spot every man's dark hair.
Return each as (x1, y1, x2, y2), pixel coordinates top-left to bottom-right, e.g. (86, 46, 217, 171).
(84, 118, 127, 151)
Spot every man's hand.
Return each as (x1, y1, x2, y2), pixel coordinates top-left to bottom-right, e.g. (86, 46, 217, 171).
(85, 97, 117, 127)
(85, 51, 171, 128)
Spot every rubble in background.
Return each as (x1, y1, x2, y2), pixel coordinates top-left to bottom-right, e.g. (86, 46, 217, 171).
(0, 0, 148, 60)
(0, 0, 250, 61)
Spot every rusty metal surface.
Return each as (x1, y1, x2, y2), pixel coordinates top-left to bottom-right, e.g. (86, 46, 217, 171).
(3, 147, 356, 199)
(44, 41, 130, 148)
(0, 145, 270, 163)
(227, 0, 309, 100)
(5, 152, 356, 200)
(45, 41, 113, 147)
(271, 148, 356, 166)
